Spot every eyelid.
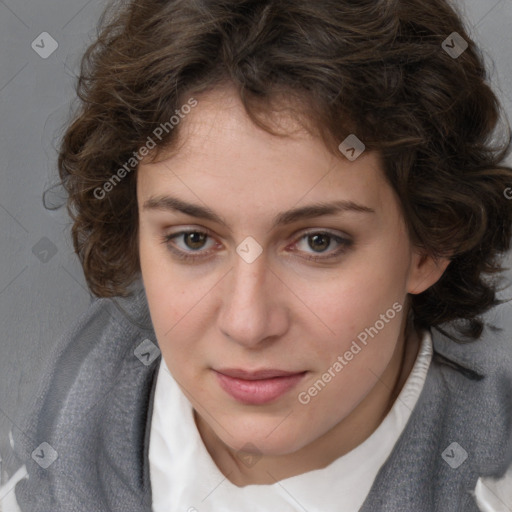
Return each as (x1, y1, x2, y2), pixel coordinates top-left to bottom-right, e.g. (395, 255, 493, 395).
(163, 225, 350, 240)
(288, 229, 352, 260)
(161, 226, 352, 262)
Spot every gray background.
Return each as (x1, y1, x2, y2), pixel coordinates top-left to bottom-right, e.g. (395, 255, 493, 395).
(0, 0, 511, 494)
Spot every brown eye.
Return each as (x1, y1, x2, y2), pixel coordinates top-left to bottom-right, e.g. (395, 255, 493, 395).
(161, 229, 217, 262)
(182, 231, 208, 250)
(293, 231, 353, 261)
(308, 233, 331, 252)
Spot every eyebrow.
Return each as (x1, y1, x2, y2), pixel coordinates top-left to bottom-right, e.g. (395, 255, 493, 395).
(142, 195, 375, 230)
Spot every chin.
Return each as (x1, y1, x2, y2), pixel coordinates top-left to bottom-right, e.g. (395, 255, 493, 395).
(225, 426, 310, 457)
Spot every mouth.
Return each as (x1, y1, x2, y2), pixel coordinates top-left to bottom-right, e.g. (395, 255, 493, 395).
(213, 368, 308, 405)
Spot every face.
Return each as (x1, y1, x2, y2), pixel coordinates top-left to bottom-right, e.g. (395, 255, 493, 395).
(137, 85, 444, 457)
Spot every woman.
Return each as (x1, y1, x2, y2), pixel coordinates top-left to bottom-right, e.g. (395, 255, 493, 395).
(6, 0, 512, 510)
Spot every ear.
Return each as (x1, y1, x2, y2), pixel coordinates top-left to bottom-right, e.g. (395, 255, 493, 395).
(407, 248, 451, 295)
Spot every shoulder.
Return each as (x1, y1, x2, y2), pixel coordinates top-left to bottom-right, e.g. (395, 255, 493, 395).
(428, 324, 512, 474)
(360, 324, 512, 511)
(9, 280, 160, 510)
(430, 324, 512, 421)
(10, 280, 159, 471)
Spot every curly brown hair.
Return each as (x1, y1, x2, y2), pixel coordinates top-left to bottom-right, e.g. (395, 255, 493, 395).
(54, 0, 512, 341)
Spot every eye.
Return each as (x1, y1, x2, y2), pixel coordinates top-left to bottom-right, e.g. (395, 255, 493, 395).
(291, 231, 352, 261)
(160, 228, 353, 263)
(161, 229, 217, 262)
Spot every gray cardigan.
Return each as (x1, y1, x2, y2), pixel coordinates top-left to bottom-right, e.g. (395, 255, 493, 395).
(10, 281, 512, 511)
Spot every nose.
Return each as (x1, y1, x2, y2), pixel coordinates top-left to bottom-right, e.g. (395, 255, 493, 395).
(217, 251, 289, 348)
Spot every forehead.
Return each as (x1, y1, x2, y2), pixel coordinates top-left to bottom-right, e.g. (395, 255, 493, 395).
(152, 86, 323, 166)
(137, 86, 392, 219)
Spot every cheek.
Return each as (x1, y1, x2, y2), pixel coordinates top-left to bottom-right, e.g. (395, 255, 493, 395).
(301, 268, 404, 338)
(139, 227, 161, 283)
(139, 227, 185, 309)
(139, 237, 214, 374)
(139, 234, 183, 347)
(294, 251, 408, 368)
(295, 289, 405, 427)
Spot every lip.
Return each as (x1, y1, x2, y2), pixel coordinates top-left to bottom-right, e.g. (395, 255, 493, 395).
(213, 368, 307, 405)
(215, 368, 305, 380)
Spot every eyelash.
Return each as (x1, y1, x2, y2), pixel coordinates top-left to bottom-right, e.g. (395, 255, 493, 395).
(160, 228, 352, 263)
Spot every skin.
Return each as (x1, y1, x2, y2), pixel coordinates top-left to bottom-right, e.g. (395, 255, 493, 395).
(137, 84, 450, 486)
